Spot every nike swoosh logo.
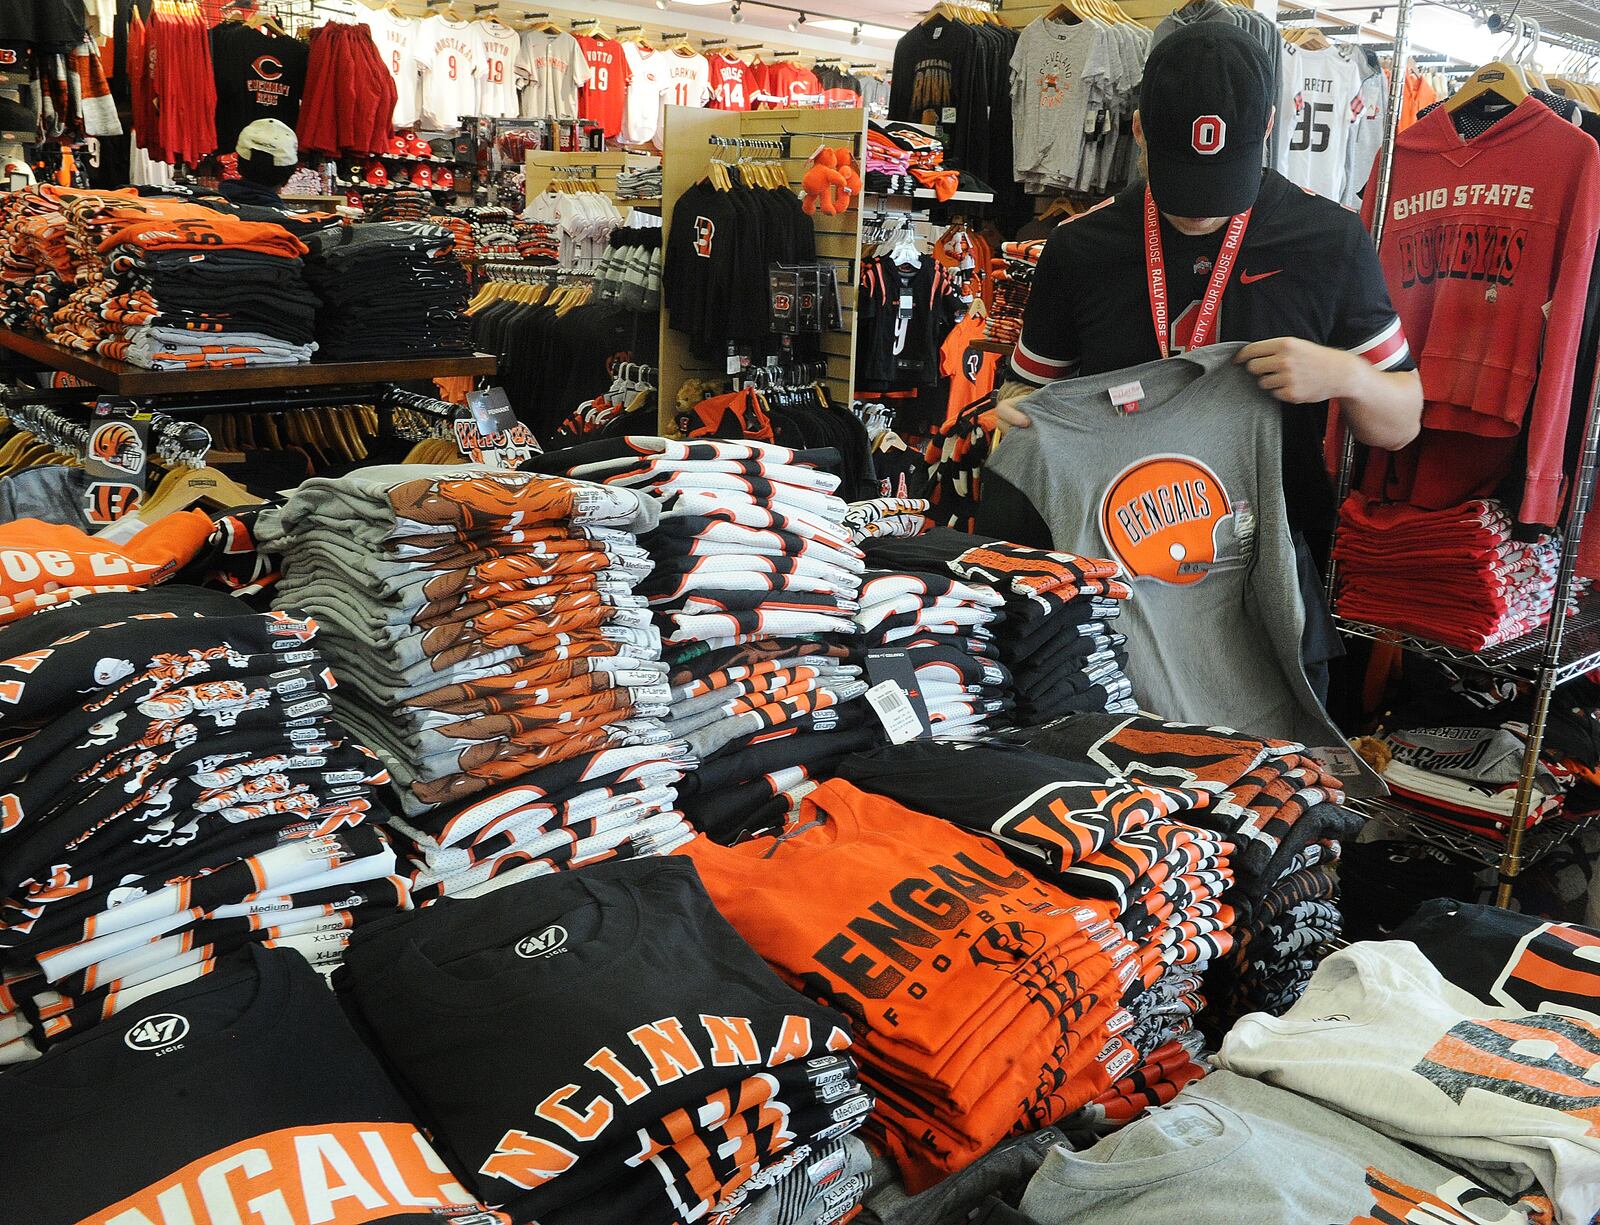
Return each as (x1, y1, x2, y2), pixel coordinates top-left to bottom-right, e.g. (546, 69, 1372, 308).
(1239, 269, 1282, 284)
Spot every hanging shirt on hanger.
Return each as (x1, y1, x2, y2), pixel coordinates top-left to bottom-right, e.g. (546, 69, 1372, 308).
(516, 27, 590, 120)
(417, 13, 483, 130)
(620, 41, 667, 144)
(1010, 18, 1115, 195)
(358, 7, 422, 128)
(657, 50, 712, 134)
(209, 21, 309, 152)
(1274, 41, 1367, 203)
(473, 18, 520, 119)
(707, 51, 756, 111)
(577, 33, 627, 137)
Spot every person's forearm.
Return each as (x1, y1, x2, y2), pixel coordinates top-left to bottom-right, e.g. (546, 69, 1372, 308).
(1335, 357, 1421, 451)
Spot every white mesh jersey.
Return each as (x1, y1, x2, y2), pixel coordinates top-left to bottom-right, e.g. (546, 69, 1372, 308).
(474, 19, 521, 120)
(1275, 42, 1367, 203)
(620, 42, 667, 146)
(360, 8, 422, 128)
(417, 14, 483, 130)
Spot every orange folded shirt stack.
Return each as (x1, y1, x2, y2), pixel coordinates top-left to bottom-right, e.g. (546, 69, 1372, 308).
(0, 512, 217, 625)
(681, 776, 1145, 1192)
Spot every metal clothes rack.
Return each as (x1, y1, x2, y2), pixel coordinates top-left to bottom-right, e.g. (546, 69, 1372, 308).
(1333, 0, 1600, 904)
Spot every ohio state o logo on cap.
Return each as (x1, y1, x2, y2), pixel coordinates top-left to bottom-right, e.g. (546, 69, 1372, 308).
(1191, 115, 1226, 154)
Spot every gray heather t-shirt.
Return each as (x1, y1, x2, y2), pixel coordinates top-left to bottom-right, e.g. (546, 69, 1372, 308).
(983, 343, 1359, 771)
(1019, 1070, 1547, 1225)
(1010, 18, 1112, 192)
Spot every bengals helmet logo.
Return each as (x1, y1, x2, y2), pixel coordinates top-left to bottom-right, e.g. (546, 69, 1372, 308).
(693, 216, 715, 258)
(1098, 455, 1238, 586)
(969, 921, 1046, 970)
(773, 293, 793, 312)
(1491, 922, 1600, 1023)
(90, 422, 142, 474)
(963, 348, 983, 381)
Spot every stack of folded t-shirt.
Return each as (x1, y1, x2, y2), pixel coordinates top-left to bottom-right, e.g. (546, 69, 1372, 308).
(302, 221, 472, 361)
(834, 740, 1233, 1136)
(1335, 495, 1576, 650)
(528, 436, 875, 843)
(337, 856, 872, 1225)
(257, 465, 694, 901)
(854, 568, 1011, 738)
(1021, 711, 1364, 1029)
(0, 185, 75, 332)
(0, 587, 405, 1062)
(616, 162, 664, 201)
(865, 527, 1137, 721)
(1376, 723, 1566, 842)
(41, 193, 317, 369)
(684, 777, 1145, 1192)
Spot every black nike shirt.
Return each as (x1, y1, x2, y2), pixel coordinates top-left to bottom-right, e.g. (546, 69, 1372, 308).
(1009, 170, 1414, 547)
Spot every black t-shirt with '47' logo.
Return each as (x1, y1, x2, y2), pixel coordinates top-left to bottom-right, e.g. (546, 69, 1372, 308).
(0, 945, 504, 1223)
(336, 857, 867, 1225)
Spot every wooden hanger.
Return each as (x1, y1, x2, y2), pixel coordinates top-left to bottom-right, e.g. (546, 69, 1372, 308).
(139, 465, 266, 521)
(1446, 60, 1529, 111)
(245, 7, 288, 36)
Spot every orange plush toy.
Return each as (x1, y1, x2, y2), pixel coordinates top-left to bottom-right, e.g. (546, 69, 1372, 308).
(802, 146, 862, 216)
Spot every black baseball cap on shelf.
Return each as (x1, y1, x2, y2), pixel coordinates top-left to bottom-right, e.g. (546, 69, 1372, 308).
(1139, 22, 1274, 218)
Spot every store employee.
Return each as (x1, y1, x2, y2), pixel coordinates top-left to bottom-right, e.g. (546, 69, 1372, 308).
(997, 22, 1422, 569)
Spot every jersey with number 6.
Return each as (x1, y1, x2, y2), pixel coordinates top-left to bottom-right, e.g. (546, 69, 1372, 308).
(1274, 42, 1366, 204)
(360, 8, 422, 127)
(419, 14, 483, 129)
(577, 34, 626, 139)
(475, 19, 520, 119)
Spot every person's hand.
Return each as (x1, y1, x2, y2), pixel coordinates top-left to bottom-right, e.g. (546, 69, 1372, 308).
(990, 386, 1035, 445)
(1235, 337, 1362, 404)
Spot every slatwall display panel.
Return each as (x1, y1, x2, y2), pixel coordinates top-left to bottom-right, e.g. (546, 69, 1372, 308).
(657, 105, 868, 433)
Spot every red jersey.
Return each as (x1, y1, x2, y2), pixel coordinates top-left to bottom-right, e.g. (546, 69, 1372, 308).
(1361, 99, 1600, 528)
(707, 52, 755, 111)
(576, 34, 626, 139)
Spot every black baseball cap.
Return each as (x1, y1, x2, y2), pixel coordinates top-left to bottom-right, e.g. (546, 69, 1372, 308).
(1139, 22, 1274, 218)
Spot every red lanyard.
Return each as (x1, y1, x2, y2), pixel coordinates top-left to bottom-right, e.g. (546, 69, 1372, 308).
(1143, 186, 1251, 359)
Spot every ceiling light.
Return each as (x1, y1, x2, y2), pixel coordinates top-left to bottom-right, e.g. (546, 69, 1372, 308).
(851, 23, 862, 43)
(656, 0, 668, 8)
(808, 17, 902, 40)
(787, 11, 807, 30)
(731, 2, 743, 21)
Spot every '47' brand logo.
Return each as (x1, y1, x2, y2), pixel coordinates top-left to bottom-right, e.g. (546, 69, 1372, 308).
(125, 1012, 190, 1053)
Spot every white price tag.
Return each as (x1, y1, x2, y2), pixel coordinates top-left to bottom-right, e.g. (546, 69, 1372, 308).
(941, 106, 957, 124)
(727, 354, 743, 374)
(1107, 380, 1144, 413)
(866, 679, 925, 744)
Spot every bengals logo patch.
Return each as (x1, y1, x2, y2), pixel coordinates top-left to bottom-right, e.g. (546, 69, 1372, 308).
(693, 216, 715, 258)
(1098, 455, 1241, 585)
(1492, 922, 1600, 1023)
(89, 421, 142, 473)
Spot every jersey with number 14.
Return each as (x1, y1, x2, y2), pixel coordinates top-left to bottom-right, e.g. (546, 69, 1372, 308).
(577, 34, 626, 139)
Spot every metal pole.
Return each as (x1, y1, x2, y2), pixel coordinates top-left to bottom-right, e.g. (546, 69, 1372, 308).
(1324, 0, 1415, 605)
(1495, 362, 1600, 905)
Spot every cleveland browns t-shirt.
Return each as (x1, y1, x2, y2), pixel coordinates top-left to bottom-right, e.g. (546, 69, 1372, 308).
(0, 946, 500, 1223)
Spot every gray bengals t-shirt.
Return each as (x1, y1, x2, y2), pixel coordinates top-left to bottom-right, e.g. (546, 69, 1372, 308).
(982, 343, 1360, 776)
